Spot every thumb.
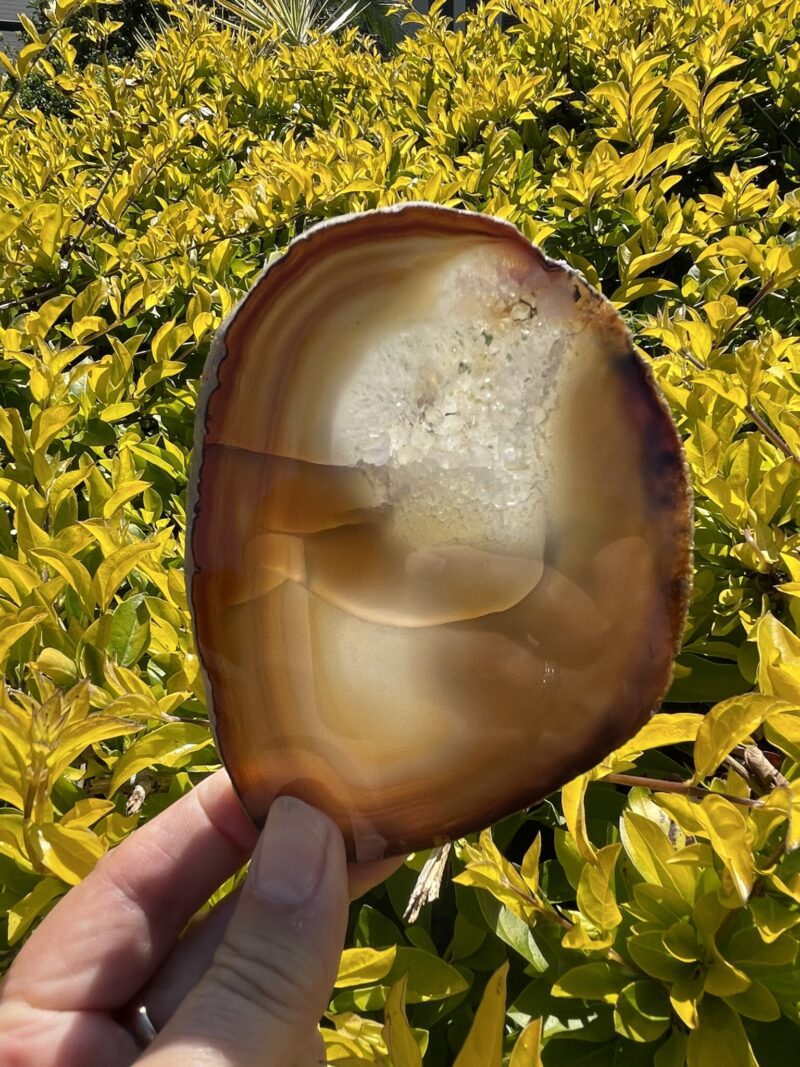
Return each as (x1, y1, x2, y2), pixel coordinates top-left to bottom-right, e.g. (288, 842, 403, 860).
(141, 796, 349, 1066)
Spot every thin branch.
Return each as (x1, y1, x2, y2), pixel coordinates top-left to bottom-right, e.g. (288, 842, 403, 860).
(682, 348, 706, 371)
(0, 226, 255, 312)
(0, 281, 67, 313)
(745, 403, 799, 463)
(68, 152, 129, 252)
(0, 153, 128, 314)
(78, 209, 125, 239)
(724, 752, 752, 786)
(722, 279, 775, 343)
(0, 202, 310, 315)
(747, 95, 800, 157)
(605, 772, 764, 808)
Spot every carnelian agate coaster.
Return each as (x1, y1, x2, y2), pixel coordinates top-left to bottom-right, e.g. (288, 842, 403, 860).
(186, 204, 691, 862)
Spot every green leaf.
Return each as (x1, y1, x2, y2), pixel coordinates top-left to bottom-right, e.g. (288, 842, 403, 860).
(477, 894, 548, 972)
(686, 420, 722, 480)
(334, 944, 470, 1012)
(26, 294, 73, 337)
(693, 694, 785, 782)
(49, 713, 142, 786)
(562, 774, 596, 861)
(667, 655, 746, 703)
(614, 712, 704, 762)
(336, 946, 397, 988)
(0, 724, 26, 809)
(576, 844, 622, 932)
(31, 547, 93, 609)
(725, 926, 797, 967)
(654, 1030, 688, 1067)
(92, 540, 159, 612)
(60, 798, 116, 830)
(520, 832, 541, 891)
(454, 829, 535, 921)
(108, 594, 151, 667)
(209, 238, 235, 278)
(382, 977, 423, 1067)
(100, 402, 138, 423)
(686, 997, 755, 1067)
(763, 713, 800, 764)
(749, 895, 800, 942)
(102, 480, 152, 519)
(697, 795, 755, 903)
(627, 932, 690, 982)
(662, 921, 701, 962)
(29, 823, 106, 885)
(630, 883, 692, 927)
(612, 278, 676, 305)
(722, 978, 780, 1022)
(32, 647, 78, 687)
(614, 981, 671, 1042)
(509, 1019, 543, 1067)
(30, 403, 78, 454)
(620, 811, 696, 901)
(109, 723, 212, 794)
(754, 612, 800, 703)
(0, 209, 21, 239)
(452, 962, 508, 1067)
(390, 947, 470, 1003)
(354, 903, 402, 948)
(552, 962, 627, 1003)
(7, 877, 65, 944)
(72, 315, 110, 343)
(133, 360, 185, 397)
(0, 814, 33, 870)
(0, 607, 48, 665)
(17, 39, 48, 77)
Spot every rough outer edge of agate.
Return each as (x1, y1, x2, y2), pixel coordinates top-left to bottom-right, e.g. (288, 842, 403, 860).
(184, 201, 694, 844)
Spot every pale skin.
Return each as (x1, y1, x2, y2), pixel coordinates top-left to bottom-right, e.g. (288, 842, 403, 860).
(0, 771, 403, 1066)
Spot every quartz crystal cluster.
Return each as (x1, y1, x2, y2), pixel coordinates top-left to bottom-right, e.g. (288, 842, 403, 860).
(187, 205, 691, 860)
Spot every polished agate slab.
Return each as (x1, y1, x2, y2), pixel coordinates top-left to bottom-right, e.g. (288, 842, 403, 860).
(186, 205, 691, 861)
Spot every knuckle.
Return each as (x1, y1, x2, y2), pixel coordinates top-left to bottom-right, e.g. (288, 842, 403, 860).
(0, 1037, 31, 1067)
(0, 1013, 46, 1067)
(210, 929, 322, 1030)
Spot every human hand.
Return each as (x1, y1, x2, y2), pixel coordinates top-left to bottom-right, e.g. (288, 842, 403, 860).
(0, 771, 402, 1066)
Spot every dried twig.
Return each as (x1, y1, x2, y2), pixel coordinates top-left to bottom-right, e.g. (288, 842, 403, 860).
(404, 844, 451, 923)
(741, 744, 790, 793)
(125, 770, 155, 815)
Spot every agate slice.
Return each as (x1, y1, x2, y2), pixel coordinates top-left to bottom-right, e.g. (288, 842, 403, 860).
(186, 204, 691, 861)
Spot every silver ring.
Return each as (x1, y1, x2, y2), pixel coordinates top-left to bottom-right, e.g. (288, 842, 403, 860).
(129, 1003, 158, 1049)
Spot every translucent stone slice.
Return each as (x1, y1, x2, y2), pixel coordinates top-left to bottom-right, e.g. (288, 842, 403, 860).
(187, 204, 692, 860)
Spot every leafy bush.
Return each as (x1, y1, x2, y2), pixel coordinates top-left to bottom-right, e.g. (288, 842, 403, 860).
(1, 0, 800, 1061)
(30, 0, 164, 66)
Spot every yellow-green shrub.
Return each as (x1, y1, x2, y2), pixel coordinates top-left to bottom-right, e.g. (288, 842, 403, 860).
(1, 0, 800, 1062)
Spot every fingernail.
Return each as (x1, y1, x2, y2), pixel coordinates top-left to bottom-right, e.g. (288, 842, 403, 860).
(252, 796, 329, 905)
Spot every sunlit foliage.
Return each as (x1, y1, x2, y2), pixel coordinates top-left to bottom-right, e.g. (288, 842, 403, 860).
(1, 0, 800, 1062)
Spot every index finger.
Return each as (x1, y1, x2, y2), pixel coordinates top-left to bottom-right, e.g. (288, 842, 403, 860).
(2, 771, 406, 1017)
(2, 770, 258, 1013)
